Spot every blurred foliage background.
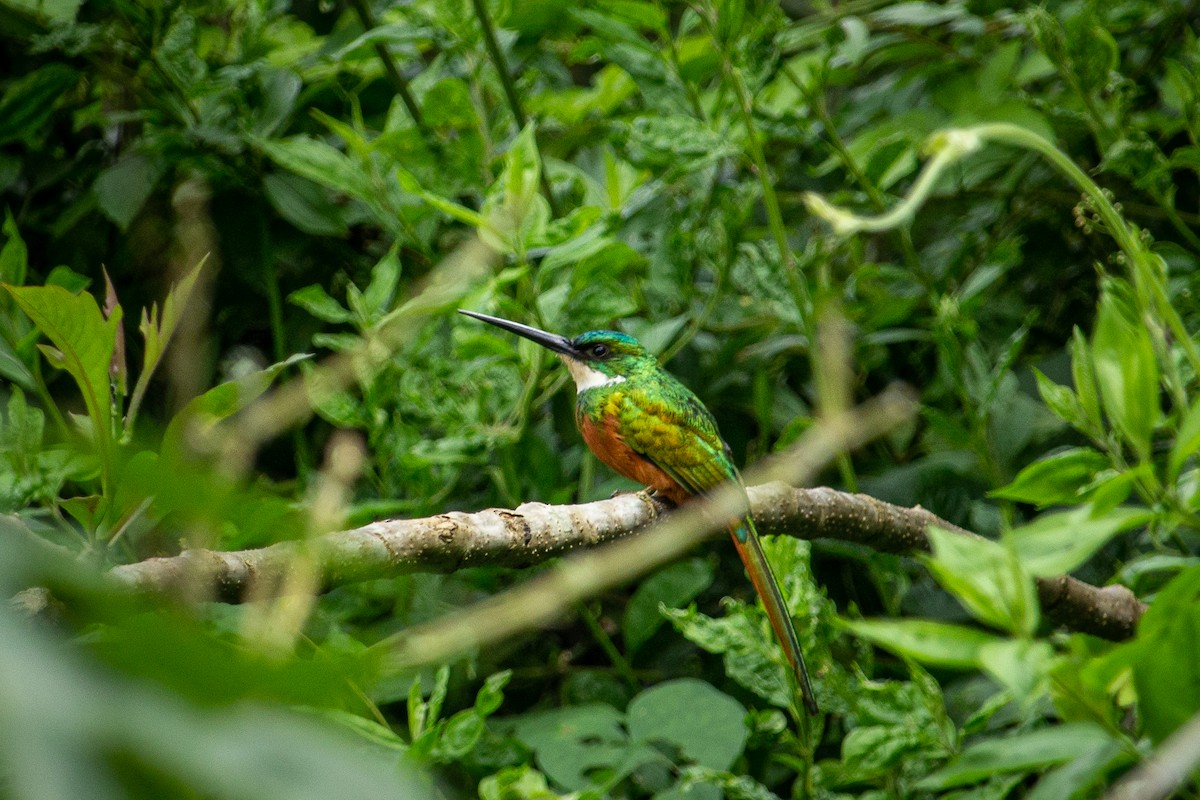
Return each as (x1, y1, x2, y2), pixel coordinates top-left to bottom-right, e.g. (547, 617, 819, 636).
(2, 0, 1200, 797)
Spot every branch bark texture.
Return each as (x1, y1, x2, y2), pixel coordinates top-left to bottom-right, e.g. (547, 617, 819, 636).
(109, 484, 1146, 641)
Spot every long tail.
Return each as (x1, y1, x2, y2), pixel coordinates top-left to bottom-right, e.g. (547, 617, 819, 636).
(730, 518, 819, 715)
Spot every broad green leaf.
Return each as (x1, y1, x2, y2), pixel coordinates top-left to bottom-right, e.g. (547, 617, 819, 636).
(127, 259, 205, 430)
(511, 704, 656, 791)
(363, 249, 401, 317)
(290, 285, 353, 324)
(1169, 394, 1200, 480)
(991, 447, 1108, 507)
(664, 604, 790, 708)
(978, 639, 1056, 707)
(925, 527, 1038, 636)
(1025, 740, 1131, 800)
(1004, 505, 1149, 577)
(93, 153, 165, 231)
(257, 135, 374, 201)
(5, 284, 120, 451)
(626, 679, 747, 771)
(1091, 279, 1159, 460)
(917, 723, 1115, 789)
(841, 619, 1001, 669)
(1129, 566, 1200, 742)
(46, 265, 91, 294)
(623, 559, 714, 654)
(263, 172, 349, 237)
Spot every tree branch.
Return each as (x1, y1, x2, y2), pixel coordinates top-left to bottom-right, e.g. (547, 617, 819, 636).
(109, 483, 1146, 641)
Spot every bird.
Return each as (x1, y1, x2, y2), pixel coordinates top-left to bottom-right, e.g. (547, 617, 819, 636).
(460, 309, 819, 715)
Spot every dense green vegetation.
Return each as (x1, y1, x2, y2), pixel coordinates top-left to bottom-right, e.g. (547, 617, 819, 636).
(2, 0, 1200, 797)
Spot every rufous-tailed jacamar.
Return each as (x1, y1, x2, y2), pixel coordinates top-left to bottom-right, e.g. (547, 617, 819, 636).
(460, 310, 819, 716)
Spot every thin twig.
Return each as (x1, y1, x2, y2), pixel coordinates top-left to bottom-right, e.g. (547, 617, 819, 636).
(348, 0, 428, 137)
(467, 0, 560, 217)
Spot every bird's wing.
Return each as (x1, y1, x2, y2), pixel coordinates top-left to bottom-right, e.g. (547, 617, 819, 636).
(618, 383, 739, 496)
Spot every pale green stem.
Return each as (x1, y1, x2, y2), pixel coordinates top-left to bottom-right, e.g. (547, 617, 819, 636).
(806, 122, 1200, 383)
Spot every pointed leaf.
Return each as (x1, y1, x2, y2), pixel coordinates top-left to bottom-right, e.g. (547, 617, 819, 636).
(1005, 505, 1149, 577)
(991, 447, 1108, 507)
(102, 268, 126, 397)
(289, 285, 352, 324)
(1169, 395, 1200, 480)
(0, 209, 27, 286)
(917, 724, 1114, 789)
(127, 259, 205, 429)
(841, 619, 1001, 669)
(1092, 280, 1159, 459)
(925, 527, 1038, 636)
(5, 284, 119, 448)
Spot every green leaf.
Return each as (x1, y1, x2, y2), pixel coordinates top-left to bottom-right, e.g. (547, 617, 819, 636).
(626, 679, 748, 771)
(623, 559, 714, 654)
(664, 604, 790, 708)
(478, 124, 550, 253)
(0, 568, 432, 800)
(479, 766, 560, 800)
(623, 115, 741, 171)
(1025, 740, 1132, 800)
(290, 285, 352, 324)
(0, 208, 27, 286)
(0, 63, 78, 145)
(991, 447, 1108, 507)
(1033, 369, 1088, 432)
(93, 153, 165, 231)
(925, 527, 1038, 636)
(1070, 327, 1102, 431)
(1169, 394, 1200, 480)
(1129, 565, 1200, 742)
(161, 352, 311, 460)
(917, 723, 1115, 789)
(840, 724, 932, 779)
(841, 619, 1001, 668)
(0, 387, 43, 455)
(363, 249, 401, 317)
(46, 265, 91, 294)
(127, 259, 206, 430)
(511, 704, 656, 792)
(4, 284, 120, 453)
(263, 172, 350, 237)
(257, 135, 374, 201)
(1004, 505, 1149, 577)
(1092, 279, 1159, 460)
(0, 332, 34, 390)
(977, 639, 1056, 707)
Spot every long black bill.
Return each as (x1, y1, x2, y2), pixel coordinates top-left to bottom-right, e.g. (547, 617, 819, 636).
(458, 310, 577, 357)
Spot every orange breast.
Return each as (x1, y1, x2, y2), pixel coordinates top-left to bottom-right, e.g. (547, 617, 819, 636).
(578, 413, 690, 504)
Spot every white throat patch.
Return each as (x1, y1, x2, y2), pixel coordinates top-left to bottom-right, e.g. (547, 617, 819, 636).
(561, 356, 626, 393)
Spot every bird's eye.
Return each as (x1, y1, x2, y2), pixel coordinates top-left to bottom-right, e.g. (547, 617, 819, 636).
(589, 344, 610, 358)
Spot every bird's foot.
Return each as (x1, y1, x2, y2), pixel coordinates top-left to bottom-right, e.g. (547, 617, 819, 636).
(642, 488, 677, 511)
